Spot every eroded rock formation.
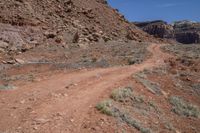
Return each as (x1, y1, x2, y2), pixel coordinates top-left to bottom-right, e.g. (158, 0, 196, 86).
(135, 20, 200, 44)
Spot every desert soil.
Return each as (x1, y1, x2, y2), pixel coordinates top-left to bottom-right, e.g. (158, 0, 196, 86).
(0, 43, 172, 133)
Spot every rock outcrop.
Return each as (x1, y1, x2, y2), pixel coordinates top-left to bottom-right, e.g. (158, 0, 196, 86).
(134, 20, 174, 38)
(175, 32, 200, 44)
(135, 20, 200, 44)
(174, 21, 200, 44)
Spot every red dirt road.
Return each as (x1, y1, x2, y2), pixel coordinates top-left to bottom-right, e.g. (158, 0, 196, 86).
(0, 44, 171, 133)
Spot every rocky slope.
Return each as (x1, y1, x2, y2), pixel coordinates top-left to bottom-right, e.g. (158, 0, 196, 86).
(134, 20, 200, 44)
(0, 0, 154, 54)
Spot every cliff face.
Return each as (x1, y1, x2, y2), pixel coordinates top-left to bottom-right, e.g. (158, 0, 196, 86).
(175, 32, 200, 44)
(174, 21, 200, 44)
(135, 20, 200, 44)
(134, 20, 174, 39)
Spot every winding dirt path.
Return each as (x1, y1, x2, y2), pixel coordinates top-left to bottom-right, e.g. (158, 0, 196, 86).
(0, 44, 171, 133)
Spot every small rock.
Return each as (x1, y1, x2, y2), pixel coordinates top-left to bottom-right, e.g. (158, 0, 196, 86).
(175, 130, 181, 133)
(55, 112, 63, 117)
(102, 35, 111, 42)
(11, 106, 18, 109)
(6, 60, 16, 64)
(55, 36, 63, 43)
(44, 31, 56, 39)
(26, 107, 32, 110)
(34, 118, 49, 125)
(72, 32, 79, 43)
(34, 78, 42, 82)
(33, 126, 38, 130)
(28, 97, 36, 101)
(73, 83, 78, 86)
(2, 61, 6, 64)
(78, 43, 88, 49)
(9, 46, 18, 51)
(17, 126, 22, 129)
(111, 31, 118, 37)
(0, 48, 5, 52)
(99, 30, 103, 35)
(20, 100, 25, 104)
(65, 85, 70, 89)
(63, 93, 68, 97)
(15, 58, 25, 64)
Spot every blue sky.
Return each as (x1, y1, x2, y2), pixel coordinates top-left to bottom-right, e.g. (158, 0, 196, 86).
(107, 0, 200, 23)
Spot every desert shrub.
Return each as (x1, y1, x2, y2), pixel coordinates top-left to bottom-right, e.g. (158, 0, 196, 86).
(133, 95, 144, 103)
(148, 101, 159, 112)
(118, 113, 152, 133)
(96, 100, 113, 116)
(1, 74, 35, 82)
(128, 57, 143, 65)
(0, 84, 15, 90)
(111, 87, 133, 102)
(96, 100, 152, 133)
(162, 44, 200, 59)
(134, 72, 161, 95)
(169, 96, 200, 118)
(192, 83, 200, 90)
(164, 122, 176, 132)
(96, 86, 154, 132)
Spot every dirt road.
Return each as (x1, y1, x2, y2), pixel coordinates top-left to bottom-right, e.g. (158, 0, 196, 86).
(0, 44, 171, 133)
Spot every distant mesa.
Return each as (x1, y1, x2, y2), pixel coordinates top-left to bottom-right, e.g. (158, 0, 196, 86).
(134, 20, 200, 44)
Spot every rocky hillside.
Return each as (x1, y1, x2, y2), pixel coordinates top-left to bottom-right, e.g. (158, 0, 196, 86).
(0, 0, 154, 55)
(134, 20, 200, 44)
